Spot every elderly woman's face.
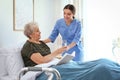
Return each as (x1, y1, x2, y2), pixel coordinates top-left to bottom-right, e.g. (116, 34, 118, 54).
(30, 27, 41, 40)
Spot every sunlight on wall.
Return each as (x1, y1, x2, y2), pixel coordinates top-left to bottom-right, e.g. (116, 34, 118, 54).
(83, 0, 120, 62)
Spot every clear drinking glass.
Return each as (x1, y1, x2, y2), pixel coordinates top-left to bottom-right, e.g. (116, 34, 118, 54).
(63, 40, 67, 46)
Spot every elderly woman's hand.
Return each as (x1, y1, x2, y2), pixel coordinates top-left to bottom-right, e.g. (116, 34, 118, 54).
(56, 46, 67, 54)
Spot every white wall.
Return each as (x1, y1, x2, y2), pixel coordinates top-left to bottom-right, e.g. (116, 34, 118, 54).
(83, 0, 120, 61)
(0, 0, 69, 49)
(0, 0, 26, 47)
(34, 0, 69, 51)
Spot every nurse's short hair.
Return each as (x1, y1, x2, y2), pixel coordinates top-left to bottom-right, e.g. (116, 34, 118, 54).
(24, 22, 38, 38)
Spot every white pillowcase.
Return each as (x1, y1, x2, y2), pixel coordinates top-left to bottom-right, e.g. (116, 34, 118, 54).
(5, 47, 24, 79)
(0, 48, 8, 76)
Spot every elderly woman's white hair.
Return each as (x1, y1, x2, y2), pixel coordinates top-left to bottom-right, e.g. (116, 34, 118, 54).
(24, 22, 39, 38)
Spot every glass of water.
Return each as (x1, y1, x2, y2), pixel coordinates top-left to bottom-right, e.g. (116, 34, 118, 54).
(63, 40, 67, 46)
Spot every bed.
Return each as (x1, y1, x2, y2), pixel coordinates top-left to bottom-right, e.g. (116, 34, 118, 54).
(1, 45, 120, 80)
(0, 47, 23, 80)
(0, 45, 61, 80)
(36, 59, 120, 80)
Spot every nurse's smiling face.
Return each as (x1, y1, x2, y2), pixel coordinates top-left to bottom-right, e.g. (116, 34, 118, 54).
(63, 9, 74, 22)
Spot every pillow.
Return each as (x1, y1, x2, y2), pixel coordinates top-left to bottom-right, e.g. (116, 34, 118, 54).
(5, 47, 24, 78)
(0, 48, 8, 76)
(0, 75, 17, 80)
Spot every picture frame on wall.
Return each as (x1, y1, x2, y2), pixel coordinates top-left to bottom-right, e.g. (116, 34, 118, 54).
(13, 0, 34, 31)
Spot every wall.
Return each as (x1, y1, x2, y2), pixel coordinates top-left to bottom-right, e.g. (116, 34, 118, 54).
(0, 0, 68, 49)
(0, 0, 26, 47)
(83, 0, 120, 61)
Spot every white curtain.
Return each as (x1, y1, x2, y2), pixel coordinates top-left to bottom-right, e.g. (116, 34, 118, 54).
(67, 0, 82, 20)
(82, 0, 120, 62)
(67, 0, 119, 62)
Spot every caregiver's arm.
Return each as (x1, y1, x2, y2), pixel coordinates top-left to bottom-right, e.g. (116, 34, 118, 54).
(43, 38, 51, 43)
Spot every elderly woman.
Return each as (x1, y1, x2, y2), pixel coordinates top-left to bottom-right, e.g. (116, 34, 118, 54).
(21, 22, 120, 80)
(21, 22, 67, 67)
